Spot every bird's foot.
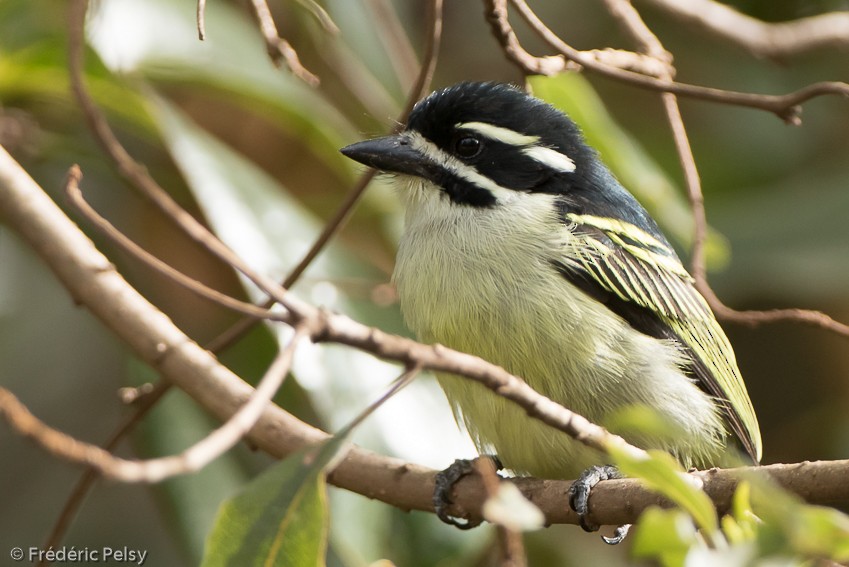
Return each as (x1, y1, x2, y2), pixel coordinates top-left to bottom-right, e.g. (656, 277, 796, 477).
(433, 455, 502, 529)
(568, 464, 631, 544)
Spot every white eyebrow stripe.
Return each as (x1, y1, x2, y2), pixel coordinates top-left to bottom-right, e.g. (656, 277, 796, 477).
(407, 131, 515, 202)
(456, 121, 539, 146)
(521, 145, 576, 173)
(457, 121, 576, 173)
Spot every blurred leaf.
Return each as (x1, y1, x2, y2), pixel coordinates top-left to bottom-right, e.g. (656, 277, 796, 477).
(749, 476, 849, 562)
(724, 481, 758, 544)
(529, 74, 730, 269)
(608, 447, 718, 535)
(631, 507, 697, 567)
(201, 435, 349, 567)
(86, 0, 356, 176)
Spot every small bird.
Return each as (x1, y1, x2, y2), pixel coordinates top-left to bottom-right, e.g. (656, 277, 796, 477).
(341, 82, 761, 529)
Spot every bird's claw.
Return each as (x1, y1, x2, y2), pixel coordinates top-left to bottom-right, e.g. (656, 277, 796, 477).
(433, 456, 501, 529)
(568, 464, 630, 543)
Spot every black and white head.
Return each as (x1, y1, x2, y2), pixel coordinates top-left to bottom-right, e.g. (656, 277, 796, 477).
(341, 82, 663, 237)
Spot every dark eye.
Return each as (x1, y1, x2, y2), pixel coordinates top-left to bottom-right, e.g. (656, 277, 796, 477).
(455, 136, 481, 158)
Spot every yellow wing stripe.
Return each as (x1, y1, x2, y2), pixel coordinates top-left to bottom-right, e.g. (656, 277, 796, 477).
(563, 217, 763, 461)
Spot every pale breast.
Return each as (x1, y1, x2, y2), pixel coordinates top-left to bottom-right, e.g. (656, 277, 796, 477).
(392, 183, 727, 477)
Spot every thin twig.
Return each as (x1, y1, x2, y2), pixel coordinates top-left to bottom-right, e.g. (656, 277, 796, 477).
(601, 0, 670, 62)
(248, 0, 320, 86)
(640, 0, 849, 59)
(0, 328, 303, 483)
(196, 0, 207, 40)
(476, 457, 527, 567)
(343, 364, 422, 433)
(696, 283, 849, 337)
(490, 0, 849, 124)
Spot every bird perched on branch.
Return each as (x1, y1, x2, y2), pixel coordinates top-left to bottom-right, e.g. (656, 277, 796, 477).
(341, 81, 761, 537)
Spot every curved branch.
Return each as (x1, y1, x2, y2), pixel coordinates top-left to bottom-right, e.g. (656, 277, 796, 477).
(247, 0, 320, 86)
(640, 0, 849, 60)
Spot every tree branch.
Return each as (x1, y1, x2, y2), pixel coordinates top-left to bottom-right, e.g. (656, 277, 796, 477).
(247, 0, 320, 86)
(639, 0, 849, 60)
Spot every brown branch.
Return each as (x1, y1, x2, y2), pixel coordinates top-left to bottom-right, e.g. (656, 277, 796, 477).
(488, 0, 849, 124)
(640, 0, 849, 60)
(2, 145, 849, 529)
(247, 0, 320, 86)
(696, 283, 849, 338)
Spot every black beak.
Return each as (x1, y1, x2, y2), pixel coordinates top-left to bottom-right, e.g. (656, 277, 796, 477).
(340, 135, 431, 178)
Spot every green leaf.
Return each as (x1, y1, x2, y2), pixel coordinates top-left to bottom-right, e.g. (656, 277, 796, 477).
(748, 477, 849, 562)
(201, 436, 349, 567)
(608, 446, 718, 535)
(631, 507, 697, 567)
(724, 481, 757, 544)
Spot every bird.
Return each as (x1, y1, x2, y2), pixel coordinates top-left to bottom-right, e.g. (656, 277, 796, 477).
(340, 81, 761, 532)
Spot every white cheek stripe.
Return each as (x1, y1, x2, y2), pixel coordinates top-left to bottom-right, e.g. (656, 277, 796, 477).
(407, 132, 516, 202)
(521, 145, 576, 173)
(456, 121, 539, 146)
(457, 121, 576, 173)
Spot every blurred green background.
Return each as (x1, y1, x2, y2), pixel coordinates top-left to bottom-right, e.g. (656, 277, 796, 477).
(1, 0, 847, 565)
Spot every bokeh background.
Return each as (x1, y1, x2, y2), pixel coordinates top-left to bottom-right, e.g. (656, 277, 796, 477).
(1, 0, 848, 564)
